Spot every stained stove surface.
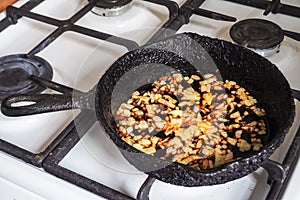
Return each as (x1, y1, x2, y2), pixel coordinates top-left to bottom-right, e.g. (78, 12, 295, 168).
(0, 0, 300, 200)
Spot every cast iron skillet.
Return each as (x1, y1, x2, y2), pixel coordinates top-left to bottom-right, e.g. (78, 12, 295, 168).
(1, 33, 295, 187)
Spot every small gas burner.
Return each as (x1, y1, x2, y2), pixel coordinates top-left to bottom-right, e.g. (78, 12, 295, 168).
(0, 54, 53, 102)
(229, 19, 284, 57)
(91, 0, 133, 17)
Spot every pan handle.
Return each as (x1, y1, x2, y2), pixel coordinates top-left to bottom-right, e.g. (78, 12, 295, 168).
(1, 92, 94, 117)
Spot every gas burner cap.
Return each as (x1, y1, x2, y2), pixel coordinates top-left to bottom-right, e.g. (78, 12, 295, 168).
(230, 19, 284, 56)
(0, 54, 53, 102)
(92, 0, 133, 17)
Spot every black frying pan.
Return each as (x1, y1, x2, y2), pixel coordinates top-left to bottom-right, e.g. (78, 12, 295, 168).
(1, 33, 295, 187)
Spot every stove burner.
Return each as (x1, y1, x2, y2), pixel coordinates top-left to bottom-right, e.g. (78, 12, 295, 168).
(230, 19, 284, 56)
(91, 0, 133, 16)
(0, 54, 53, 102)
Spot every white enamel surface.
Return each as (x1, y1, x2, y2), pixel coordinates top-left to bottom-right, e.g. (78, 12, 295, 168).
(0, 0, 300, 199)
(0, 152, 105, 200)
(0, 176, 45, 200)
(75, 0, 171, 45)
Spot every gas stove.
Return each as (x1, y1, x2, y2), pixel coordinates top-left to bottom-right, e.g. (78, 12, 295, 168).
(0, 0, 300, 199)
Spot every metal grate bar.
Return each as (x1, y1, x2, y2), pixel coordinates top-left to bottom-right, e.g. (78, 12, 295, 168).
(0, 139, 34, 164)
(30, 75, 84, 95)
(43, 110, 135, 200)
(283, 30, 300, 42)
(265, 90, 300, 200)
(0, 0, 44, 31)
(141, 0, 179, 44)
(137, 176, 156, 200)
(147, 0, 236, 43)
(4, 1, 138, 55)
(263, 160, 286, 200)
(147, 0, 203, 43)
(70, 24, 139, 51)
(142, 0, 179, 19)
(224, 0, 300, 18)
(189, 6, 236, 22)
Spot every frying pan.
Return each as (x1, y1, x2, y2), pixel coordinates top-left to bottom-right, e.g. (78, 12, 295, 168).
(1, 33, 295, 187)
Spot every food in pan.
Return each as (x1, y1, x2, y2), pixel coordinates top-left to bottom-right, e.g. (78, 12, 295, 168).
(114, 72, 267, 170)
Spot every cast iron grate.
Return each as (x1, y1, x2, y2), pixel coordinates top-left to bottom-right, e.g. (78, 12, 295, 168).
(224, 0, 300, 18)
(0, 0, 299, 200)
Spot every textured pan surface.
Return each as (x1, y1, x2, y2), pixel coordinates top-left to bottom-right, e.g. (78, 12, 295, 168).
(95, 33, 295, 186)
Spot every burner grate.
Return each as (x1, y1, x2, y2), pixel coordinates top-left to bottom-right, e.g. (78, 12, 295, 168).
(5, 3, 139, 54)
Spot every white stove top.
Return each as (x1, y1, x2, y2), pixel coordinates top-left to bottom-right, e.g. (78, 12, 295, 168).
(0, 0, 300, 199)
